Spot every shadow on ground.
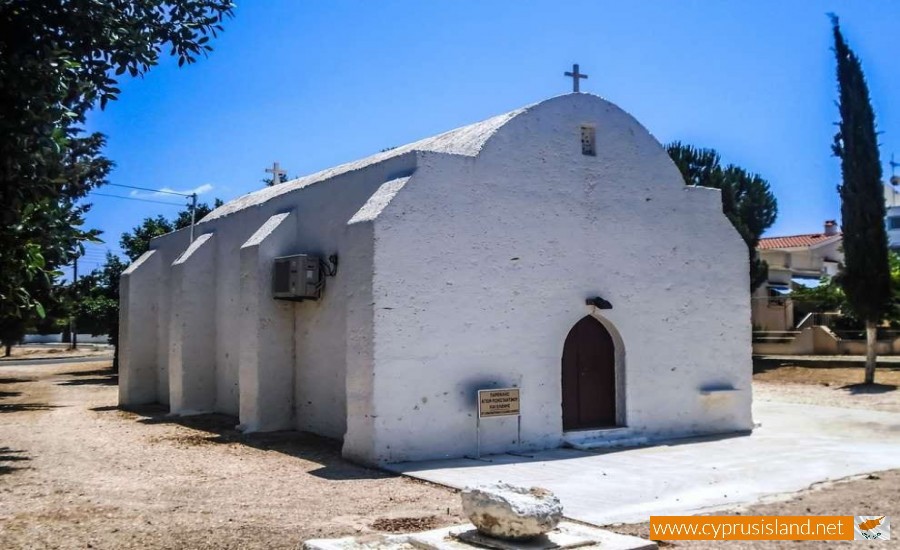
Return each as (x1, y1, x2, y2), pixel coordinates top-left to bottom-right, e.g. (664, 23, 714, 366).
(92, 404, 389, 481)
(840, 383, 898, 395)
(0, 381, 56, 413)
(0, 377, 35, 384)
(0, 447, 30, 475)
(58, 367, 118, 387)
(753, 356, 900, 373)
(0, 403, 59, 413)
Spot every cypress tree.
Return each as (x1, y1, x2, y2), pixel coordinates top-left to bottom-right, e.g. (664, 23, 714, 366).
(830, 15, 890, 384)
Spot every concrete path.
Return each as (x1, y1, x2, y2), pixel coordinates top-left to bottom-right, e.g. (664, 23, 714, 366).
(387, 401, 900, 525)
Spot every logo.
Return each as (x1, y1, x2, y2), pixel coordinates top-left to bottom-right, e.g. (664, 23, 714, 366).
(854, 516, 890, 540)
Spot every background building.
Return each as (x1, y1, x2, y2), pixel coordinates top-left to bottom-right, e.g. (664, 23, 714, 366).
(752, 221, 843, 331)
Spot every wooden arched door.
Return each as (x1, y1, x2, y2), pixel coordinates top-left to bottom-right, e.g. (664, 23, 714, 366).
(561, 316, 616, 430)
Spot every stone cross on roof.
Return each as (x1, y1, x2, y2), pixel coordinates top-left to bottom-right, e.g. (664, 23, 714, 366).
(265, 162, 286, 185)
(564, 64, 588, 93)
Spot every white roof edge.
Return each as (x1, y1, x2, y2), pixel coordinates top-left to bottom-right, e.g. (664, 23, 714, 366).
(172, 232, 214, 265)
(241, 211, 292, 249)
(122, 249, 156, 275)
(201, 102, 540, 222)
(348, 176, 412, 225)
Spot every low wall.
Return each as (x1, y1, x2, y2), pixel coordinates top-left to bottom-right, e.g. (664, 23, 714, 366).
(753, 326, 900, 356)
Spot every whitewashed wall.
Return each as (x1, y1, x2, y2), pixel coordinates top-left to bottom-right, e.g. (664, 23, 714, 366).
(278, 158, 414, 438)
(122, 93, 751, 466)
(350, 94, 752, 464)
(123, 151, 416, 437)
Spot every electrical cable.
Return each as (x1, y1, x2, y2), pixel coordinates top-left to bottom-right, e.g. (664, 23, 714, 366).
(90, 192, 187, 207)
(105, 183, 194, 197)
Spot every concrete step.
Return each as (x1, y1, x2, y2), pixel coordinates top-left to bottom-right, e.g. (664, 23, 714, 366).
(561, 428, 649, 451)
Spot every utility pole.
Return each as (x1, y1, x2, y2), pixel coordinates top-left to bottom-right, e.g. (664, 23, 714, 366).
(189, 192, 198, 242)
(70, 254, 78, 351)
(891, 153, 899, 187)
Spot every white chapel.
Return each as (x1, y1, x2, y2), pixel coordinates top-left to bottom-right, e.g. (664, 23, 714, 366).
(119, 92, 752, 465)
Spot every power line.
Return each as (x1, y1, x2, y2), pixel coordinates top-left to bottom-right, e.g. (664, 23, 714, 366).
(91, 192, 187, 207)
(82, 244, 116, 253)
(105, 183, 194, 197)
(79, 256, 109, 262)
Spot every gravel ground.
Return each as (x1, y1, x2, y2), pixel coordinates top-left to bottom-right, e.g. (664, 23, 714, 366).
(754, 365, 900, 413)
(0, 345, 112, 362)
(1, 360, 896, 549)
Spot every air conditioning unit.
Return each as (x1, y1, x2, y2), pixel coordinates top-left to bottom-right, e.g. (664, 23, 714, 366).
(272, 254, 321, 300)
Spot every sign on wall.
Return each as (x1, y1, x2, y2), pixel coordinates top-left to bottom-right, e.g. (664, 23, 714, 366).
(478, 388, 520, 418)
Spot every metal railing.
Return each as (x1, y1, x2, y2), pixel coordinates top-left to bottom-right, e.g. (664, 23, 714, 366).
(794, 312, 841, 330)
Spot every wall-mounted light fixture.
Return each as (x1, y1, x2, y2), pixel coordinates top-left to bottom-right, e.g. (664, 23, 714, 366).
(585, 296, 612, 310)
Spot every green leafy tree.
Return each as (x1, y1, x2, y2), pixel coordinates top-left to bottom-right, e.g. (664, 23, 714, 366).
(830, 16, 890, 384)
(120, 200, 222, 261)
(174, 198, 224, 229)
(0, 0, 234, 345)
(667, 142, 778, 290)
(0, 279, 70, 356)
(111, 198, 220, 364)
(791, 252, 900, 332)
(263, 173, 291, 187)
(0, 317, 26, 357)
(74, 253, 127, 368)
(791, 277, 847, 315)
(120, 215, 175, 262)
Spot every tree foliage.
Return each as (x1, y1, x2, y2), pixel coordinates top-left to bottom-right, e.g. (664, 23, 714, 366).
(791, 252, 900, 329)
(120, 215, 174, 263)
(0, 316, 26, 357)
(830, 16, 890, 383)
(0, 0, 234, 320)
(666, 142, 778, 290)
(73, 253, 127, 367)
(790, 277, 847, 315)
(120, 199, 223, 261)
(174, 198, 224, 230)
(263, 173, 291, 187)
(830, 16, 891, 324)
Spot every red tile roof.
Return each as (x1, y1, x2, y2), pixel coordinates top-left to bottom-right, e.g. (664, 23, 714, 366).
(758, 233, 841, 250)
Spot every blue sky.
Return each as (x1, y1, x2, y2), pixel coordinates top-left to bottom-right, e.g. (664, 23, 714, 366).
(78, 0, 900, 273)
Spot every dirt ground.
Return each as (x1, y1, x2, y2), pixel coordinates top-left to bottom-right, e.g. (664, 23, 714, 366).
(607, 470, 898, 549)
(0, 360, 463, 549)
(0, 345, 112, 361)
(1, 360, 897, 549)
(754, 364, 900, 413)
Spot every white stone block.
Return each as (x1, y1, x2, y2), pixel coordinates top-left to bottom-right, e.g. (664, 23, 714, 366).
(461, 483, 563, 540)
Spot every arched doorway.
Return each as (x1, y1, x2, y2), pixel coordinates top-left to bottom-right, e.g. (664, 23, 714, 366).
(561, 316, 616, 430)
